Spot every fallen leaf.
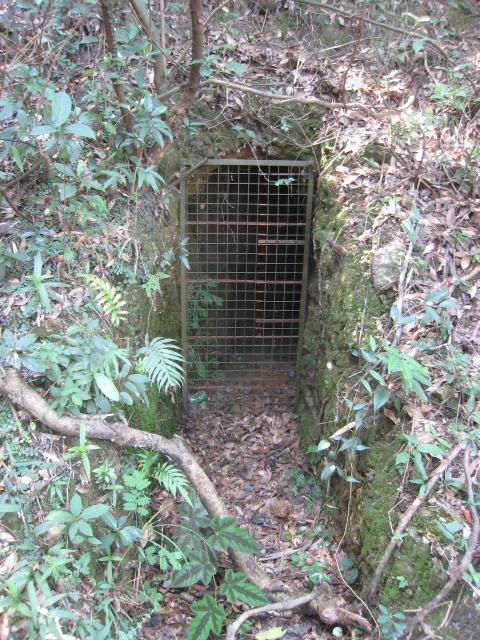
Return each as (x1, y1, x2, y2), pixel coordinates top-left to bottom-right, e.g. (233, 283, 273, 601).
(256, 628, 286, 640)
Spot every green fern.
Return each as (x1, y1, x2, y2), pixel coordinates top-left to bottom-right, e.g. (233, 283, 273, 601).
(83, 274, 127, 326)
(137, 337, 185, 392)
(154, 462, 192, 506)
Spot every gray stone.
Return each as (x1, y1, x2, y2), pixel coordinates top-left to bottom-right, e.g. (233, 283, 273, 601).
(371, 239, 406, 292)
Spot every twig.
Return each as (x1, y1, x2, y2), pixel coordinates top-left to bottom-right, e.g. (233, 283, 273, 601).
(225, 592, 317, 640)
(167, 158, 208, 187)
(205, 0, 232, 25)
(295, 0, 449, 61)
(0, 188, 34, 223)
(259, 538, 314, 562)
(402, 445, 479, 638)
(368, 441, 465, 601)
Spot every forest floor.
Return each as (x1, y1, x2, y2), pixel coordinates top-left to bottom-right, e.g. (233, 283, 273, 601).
(143, 384, 347, 639)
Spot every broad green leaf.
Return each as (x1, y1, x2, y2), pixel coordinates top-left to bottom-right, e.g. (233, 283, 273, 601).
(369, 369, 385, 385)
(31, 125, 55, 135)
(0, 503, 20, 514)
(320, 463, 336, 481)
(256, 628, 286, 640)
(395, 451, 410, 466)
(77, 520, 93, 537)
(57, 183, 77, 201)
(225, 61, 248, 76)
(417, 443, 444, 458)
(66, 123, 96, 138)
(94, 373, 120, 402)
(207, 517, 261, 553)
(51, 91, 72, 126)
(82, 503, 110, 520)
(317, 439, 330, 451)
(11, 145, 24, 171)
(412, 39, 424, 53)
(70, 493, 83, 517)
(220, 570, 269, 606)
(373, 385, 391, 412)
(187, 594, 226, 640)
(361, 378, 372, 394)
(170, 548, 217, 588)
(35, 510, 74, 535)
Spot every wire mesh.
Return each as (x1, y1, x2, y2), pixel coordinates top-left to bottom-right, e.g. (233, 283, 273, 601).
(181, 159, 313, 402)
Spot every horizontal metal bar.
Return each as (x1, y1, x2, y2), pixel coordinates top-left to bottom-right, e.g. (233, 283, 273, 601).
(189, 335, 299, 340)
(202, 159, 313, 167)
(187, 220, 306, 227)
(257, 239, 304, 245)
(188, 278, 303, 285)
(255, 319, 300, 323)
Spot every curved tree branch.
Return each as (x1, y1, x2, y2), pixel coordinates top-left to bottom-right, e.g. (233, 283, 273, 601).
(0, 366, 371, 632)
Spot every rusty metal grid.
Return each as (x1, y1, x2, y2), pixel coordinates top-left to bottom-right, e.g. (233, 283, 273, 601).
(180, 159, 313, 403)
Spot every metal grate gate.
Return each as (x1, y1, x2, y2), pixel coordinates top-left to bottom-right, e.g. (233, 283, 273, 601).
(180, 159, 313, 403)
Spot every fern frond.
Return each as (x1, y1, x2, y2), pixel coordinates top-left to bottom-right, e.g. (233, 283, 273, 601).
(83, 274, 127, 326)
(137, 337, 185, 392)
(154, 462, 192, 506)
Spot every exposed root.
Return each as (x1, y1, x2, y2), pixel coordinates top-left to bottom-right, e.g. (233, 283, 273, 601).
(0, 367, 372, 632)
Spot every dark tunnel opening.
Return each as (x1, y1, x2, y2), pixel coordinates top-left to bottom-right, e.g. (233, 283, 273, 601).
(181, 160, 313, 399)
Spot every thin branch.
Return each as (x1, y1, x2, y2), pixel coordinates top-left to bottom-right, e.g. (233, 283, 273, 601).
(157, 77, 374, 114)
(203, 78, 374, 114)
(226, 592, 317, 640)
(368, 441, 465, 601)
(402, 445, 480, 638)
(128, 0, 165, 93)
(100, 0, 135, 134)
(205, 0, 232, 25)
(0, 188, 34, 223)
(295, 0, 449, 60)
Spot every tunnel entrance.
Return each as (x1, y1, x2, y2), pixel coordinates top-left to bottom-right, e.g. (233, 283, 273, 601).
(180, 159, 314, 403)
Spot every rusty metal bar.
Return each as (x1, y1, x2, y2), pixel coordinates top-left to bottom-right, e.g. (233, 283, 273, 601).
(181, 159, 314, 403)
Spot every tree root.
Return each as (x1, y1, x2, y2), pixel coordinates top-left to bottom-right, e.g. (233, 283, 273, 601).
(0, 367, 371, 633)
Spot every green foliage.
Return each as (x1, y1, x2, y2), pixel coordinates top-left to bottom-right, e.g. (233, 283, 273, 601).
(137, 336, 185, 392)
(170, 547, 218, 588)
(64, 423, 100, 480)
(26, 253, 65, 313)
(220, 570, 269, 606)
(122, 469, 151, 517)
(377, 605, 407, 640)
(290, 550, 330, 586)
(154, 462, 192, 506)
(187, 281, 223, 333)
(187, 594, 226, 640)
(35, 493, 110, 544)
(207, 516, 262, 553)
(83, 273, 128, 325)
